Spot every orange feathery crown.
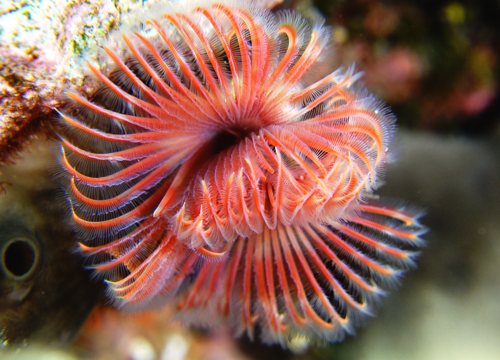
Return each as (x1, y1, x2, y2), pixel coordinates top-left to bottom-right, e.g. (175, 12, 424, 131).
(57, 0, 425, 346)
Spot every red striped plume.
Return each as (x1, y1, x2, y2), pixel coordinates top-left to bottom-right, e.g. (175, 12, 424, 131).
(57, 0, 425, 345)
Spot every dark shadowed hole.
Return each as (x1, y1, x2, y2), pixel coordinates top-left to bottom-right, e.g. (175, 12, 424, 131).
(2, 239, 37, 278)
(210, 130, 242, 155)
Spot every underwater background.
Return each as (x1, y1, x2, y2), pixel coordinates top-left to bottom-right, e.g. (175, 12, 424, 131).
(1, 0, 499, 359)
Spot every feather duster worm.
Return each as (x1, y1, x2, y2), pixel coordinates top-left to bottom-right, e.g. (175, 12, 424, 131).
(57, 0, 425, 345)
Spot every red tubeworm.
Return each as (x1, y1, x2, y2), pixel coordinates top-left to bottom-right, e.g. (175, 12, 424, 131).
(57, 0, 425, 345)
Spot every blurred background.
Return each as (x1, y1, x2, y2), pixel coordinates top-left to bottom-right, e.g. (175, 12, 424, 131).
(1, 0, 499, 359)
